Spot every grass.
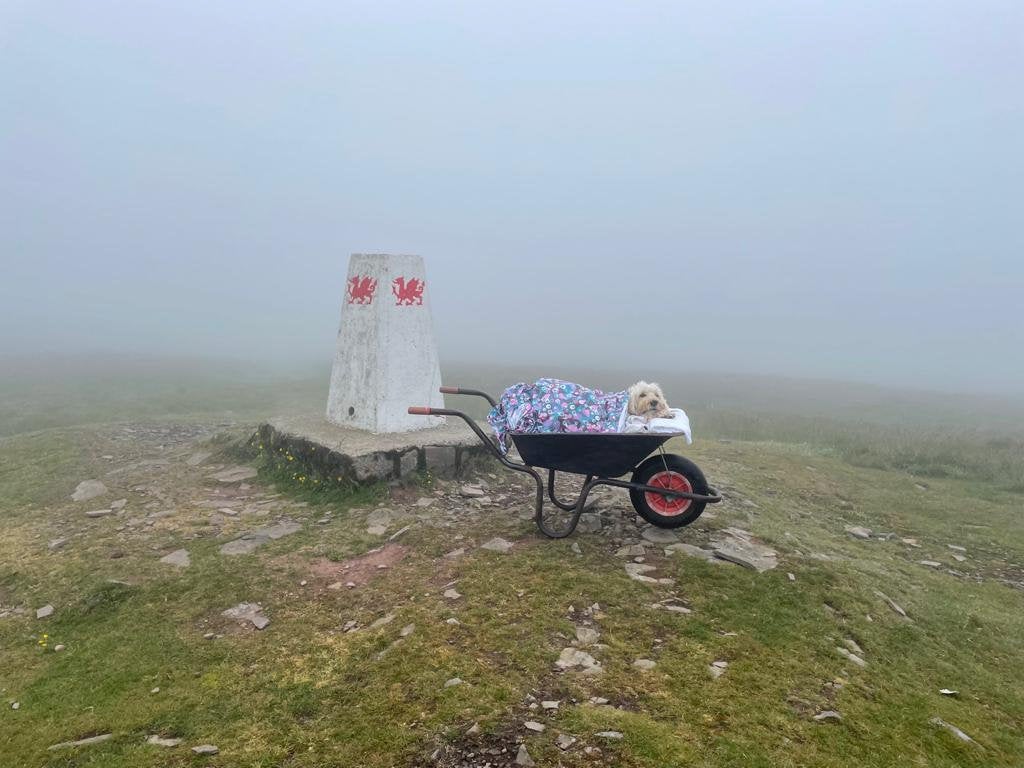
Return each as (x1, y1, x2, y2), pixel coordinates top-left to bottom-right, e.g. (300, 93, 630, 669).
(1, 359, 1023, 765)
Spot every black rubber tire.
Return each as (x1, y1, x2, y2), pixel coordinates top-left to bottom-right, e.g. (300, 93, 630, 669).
(629, 454, 709, 529)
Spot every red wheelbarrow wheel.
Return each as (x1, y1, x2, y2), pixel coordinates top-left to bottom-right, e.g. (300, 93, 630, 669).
(629, 454, 709, 529)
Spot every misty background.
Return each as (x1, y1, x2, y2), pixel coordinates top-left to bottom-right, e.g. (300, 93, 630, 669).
(2, 1, 1022, 395)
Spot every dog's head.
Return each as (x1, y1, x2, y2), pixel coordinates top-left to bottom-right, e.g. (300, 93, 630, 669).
(628, 381, 671, 420)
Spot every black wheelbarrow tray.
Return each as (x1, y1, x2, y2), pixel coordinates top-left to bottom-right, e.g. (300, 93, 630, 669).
(409, 386, 722, 538)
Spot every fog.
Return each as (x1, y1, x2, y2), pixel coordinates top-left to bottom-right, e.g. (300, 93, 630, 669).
(2, 1, 1021, 395)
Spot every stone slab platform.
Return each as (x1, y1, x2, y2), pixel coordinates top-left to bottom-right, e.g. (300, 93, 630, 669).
(254, 415, 492, 485)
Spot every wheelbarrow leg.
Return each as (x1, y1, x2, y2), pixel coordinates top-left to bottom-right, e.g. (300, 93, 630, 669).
(403, 403, 598, 540)
(535, 473, 595, 539)
(547, 469, 582, 512)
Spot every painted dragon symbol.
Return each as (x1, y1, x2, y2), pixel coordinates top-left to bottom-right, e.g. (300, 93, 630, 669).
(346, 275, 378, 305)
(392, 277, 425, 306)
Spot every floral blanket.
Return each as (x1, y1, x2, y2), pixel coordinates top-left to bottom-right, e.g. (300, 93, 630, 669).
(487, 378, 629, 454)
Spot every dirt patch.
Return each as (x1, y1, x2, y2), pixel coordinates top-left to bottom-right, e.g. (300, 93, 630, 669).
(411, 721, 524, 768)
(310, 543, 409, 587)
(415, 741, 518, 768)
(413, 715, 619, 768)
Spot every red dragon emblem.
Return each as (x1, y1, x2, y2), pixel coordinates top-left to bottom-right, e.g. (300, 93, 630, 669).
(392, 276, 425, 306)
(346, 275, 378, 305)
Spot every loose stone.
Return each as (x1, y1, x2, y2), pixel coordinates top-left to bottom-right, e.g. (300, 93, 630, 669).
(555, 647, 602, 674)
(556, 733, 577, 750)
(368, 614, 395, 630)
(665, 542, 717, 561)
(835, 647, 867, 667)
(641, 527, 679, 545)
(616, 544, 647, 558)
(48, 734, 113, 750)
(147, 735, 182, 747)
(650, 602, 692, 615)
(221, 602, 270, 630)
(929, 717, 975, 744)
(711, 527, 778, 571)
(874, 590, 909, 618)
(813, 710, 843, 723)
(388, 525, 412, 541)
(515, 744, 536, 766)
(575, 626, 600, 646)
(71, 480, 108, 502)
(480, 537, 514, 554)
(159, 549, 191, 568)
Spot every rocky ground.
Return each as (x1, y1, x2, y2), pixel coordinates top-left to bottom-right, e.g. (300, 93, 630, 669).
(2, 419, 1023, 767)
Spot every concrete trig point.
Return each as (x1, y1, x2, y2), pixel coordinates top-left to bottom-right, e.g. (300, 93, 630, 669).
(327, 253, 445, 433)
(255, 253, 485, 485)
(251, 256, 483, 489)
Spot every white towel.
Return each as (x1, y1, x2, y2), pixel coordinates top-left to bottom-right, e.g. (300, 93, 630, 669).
(622, 408, 692, 444)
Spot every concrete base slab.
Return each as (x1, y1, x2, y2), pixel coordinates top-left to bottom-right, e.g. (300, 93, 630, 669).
(254, 415, 491, 485)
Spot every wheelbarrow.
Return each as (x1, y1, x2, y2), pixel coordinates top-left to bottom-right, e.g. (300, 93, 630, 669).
(408, 386, 722, 538)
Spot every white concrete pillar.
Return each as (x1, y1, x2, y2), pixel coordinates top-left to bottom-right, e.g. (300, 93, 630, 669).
(326, 254, 445, 433)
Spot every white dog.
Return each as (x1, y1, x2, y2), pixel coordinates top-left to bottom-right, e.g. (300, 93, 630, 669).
(628, 381, 671, 421)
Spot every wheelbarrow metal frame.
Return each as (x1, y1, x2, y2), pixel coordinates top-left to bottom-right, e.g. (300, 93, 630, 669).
(409, 386, 722, 538)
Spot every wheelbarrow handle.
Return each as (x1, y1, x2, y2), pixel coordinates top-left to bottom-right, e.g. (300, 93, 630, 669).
(407, 406, 434, 415)
(439, 386, 497, 408)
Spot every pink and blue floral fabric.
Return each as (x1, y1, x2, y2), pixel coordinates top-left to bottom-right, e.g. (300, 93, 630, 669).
(487, 378, 629, 454)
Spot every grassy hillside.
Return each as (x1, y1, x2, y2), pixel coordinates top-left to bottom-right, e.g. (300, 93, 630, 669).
(1, 361, 1022, 765)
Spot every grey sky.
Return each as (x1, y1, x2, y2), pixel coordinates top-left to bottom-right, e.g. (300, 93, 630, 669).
(2, 1, 1022, 393)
